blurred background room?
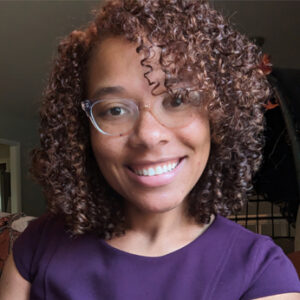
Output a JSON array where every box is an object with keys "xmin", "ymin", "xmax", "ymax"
[{"xmin": 0, "ymin": 0, "xmax": 299, "ymax": 272}]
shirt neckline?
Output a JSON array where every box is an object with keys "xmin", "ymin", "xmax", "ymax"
[{"xmin": 98, "ymin": 214, "xmax": 219, "ymax": 260}]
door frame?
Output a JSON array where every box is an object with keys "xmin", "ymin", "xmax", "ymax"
[{"xmin": 0, "ymin": 138, "xmax": 21, "ymax": 213}]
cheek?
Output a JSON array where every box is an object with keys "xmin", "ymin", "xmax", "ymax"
[
  {"xmin": 90, "ymin": 130, "xmax": 121, "ymax": 167},
  {"xmin": 182, "ymin": 117, "xmax": 211, "ymax": 149},
  {"xmin": 90, "ymin": 132, "xmax": 129, "ymax": 196},
  {"xmin": 180, "ymin": 117, "xmax": 211, "ymax": 167},
  {"xmin": 90, "ymin": 136, "xmax": 124, "ymax": 190},
  {"xmin": 197, "ymin": 130, "xmax": 211, "ymax": 165}
]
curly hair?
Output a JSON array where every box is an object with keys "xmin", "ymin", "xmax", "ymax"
[{"xmin": 31, "ymin": 0, "xmax": 271, "ymax": 239}]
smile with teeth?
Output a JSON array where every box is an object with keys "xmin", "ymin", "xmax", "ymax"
[{"xmin": 130, "ymin": 159, "xmax": 180, "ymax": 176}]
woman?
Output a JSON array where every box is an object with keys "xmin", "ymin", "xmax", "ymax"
[{"xmin": 0, "ymin": 0, "xmax": 299, "ymax": 299}]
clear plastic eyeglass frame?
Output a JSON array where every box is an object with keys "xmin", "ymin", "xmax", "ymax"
[
  {"xmin": 81, "ymin": 98, "xmax": 197, "ymax": 136},
  {"xmin": 81, "ymin": 99, "xmax": 141, "ymax": 136}
]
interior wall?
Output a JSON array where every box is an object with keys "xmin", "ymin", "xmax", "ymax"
[{"xmin": 213, "ymin": 1, "xmax": 300, "ymax": 70}]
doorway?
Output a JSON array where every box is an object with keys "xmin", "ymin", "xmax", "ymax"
[{"xmin": 0, "ymin": 139, "xmax": 21, "ymax": 213}]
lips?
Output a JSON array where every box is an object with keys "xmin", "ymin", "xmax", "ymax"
[
  {"xmin": 125, "ymin": 157, "xmax": 186, "ymax": 187},
  {"xmin": 127, "ymin": 157, "xmax": 183, "ymax": 177}
]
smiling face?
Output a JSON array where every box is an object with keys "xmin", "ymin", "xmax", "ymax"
[{"xmin": 86, "ymin": 36, "xmax": 211, "ymax": 217}]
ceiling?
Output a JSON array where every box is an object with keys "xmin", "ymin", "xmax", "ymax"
[{"xmin": 1, "ymin": 0, "xmax": 299, "ymax": 121}]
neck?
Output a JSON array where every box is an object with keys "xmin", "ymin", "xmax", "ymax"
[
  {"xmin": 123, "ymin": 200, "xmax": 197, "ymax": 244},
  {"xmin": 105, "ymin": 200, "xmax": 214, "ymax": 257}
]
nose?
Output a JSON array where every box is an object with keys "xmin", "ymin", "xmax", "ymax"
[{"xmin": 128, "ymin": 109, "xmax": 169, "ymax": 149}]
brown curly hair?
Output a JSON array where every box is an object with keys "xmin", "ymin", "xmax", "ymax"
[{"xmin": 31, "ymin": 0, "xmax": 271, "ymax": 239}]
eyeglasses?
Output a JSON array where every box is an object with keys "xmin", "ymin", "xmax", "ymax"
[{"xmin": 81, "ymin": 96, "xmax": 200, "ymax": 136}]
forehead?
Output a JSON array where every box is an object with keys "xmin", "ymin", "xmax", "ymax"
[
  {"xmin": 86, "ymin": 36, "xmax": 166, "ymax": 98},
  {"xmin": 88, "ymin": 37, "xmax": 141, "ymax": 76}
]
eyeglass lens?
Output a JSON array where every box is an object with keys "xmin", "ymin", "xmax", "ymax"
[{"xmin": 91, "ymin": 97, "xmax": 198, "ymax": 136}]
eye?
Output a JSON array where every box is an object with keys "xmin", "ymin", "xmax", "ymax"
[
  {"xmin": 163, "ymin": 95, "xmax": 188, "ymax": 110},
  {"xmin": 170, "ymin": 96, "xmax": 184, "ymax": 107},
  {"xmin": 101, "ymin": 104, "xmax": 131, "ymax": 119},
  {"xmin": 107, "ymin": 106, "xmax": 127, "ymax": 116},
  {"xmin": 92, "ymin": 100, "xmax": 134, "ymax": 121}
]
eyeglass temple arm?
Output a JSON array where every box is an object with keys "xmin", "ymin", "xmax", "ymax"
[{"xmin": 81, "ymin": 100, "xmax": 92, "ymax": 118}]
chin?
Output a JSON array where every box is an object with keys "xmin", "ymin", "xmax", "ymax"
[{"xmin": 125, "ymin": 194, "xmax": 186, "ymax": 214}]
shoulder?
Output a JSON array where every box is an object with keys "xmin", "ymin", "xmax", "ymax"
[
  {"xmin": 14, "ymin": 212, "xmax": 65, "ymax": 248},
  {"xmin": 213, "ymin": 214, "xmax": 274, "ymax": 248},
  {"xmin": 211, "ymin": 215, "xmax": 300, "ymax": 299},
  {"xmin": 12, "ymin": 212, "xmax": 66, "ymax": 282},
  {"xmin": 213, "ymin": 215, "xmax": 294, "ymax": 277}
]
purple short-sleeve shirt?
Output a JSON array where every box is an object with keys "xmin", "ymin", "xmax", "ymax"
[{"xmin": 13, "ymin": 213, "xmax": 300, "ymax": 299}]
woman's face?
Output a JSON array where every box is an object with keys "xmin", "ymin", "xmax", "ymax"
[{"xmin": 86, "ymin": 36, "xmax": 211, "ymax": 215}]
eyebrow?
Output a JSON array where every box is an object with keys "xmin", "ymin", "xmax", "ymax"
[{"xmin": 90, "ymin": 86, "xmax": 125, "ymax": 100}]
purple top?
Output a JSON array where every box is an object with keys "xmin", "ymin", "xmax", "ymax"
[{"xmin": 13, "ymin": 213, "xmax": 300, "ymax": 300}]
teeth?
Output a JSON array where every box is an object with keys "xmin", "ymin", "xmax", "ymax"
[
  {"xmin": 156, "ymin": 166, "xmax": 163, "ymax": 175},
  {"xmin": 132, "ymin": 161, "xmax": 180, "ymax": 177},
  {"xmin": 148, "ymin": 168, "xmax": 155, "ymax": 176}
]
